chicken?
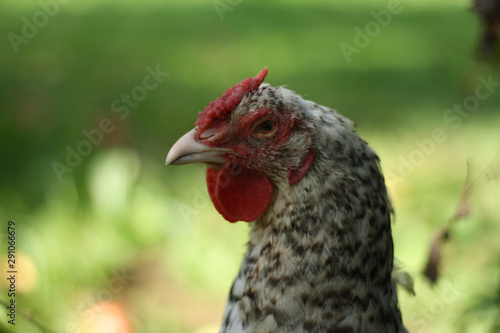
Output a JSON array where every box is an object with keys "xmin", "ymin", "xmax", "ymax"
[{"xmin": 165, "ymin": 68, "xmax": 407, "ymax": 333}]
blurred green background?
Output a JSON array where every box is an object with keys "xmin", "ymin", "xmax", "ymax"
[{"xmin": 0, "ymin": 0, "xmax": 499, "ymax": 332}]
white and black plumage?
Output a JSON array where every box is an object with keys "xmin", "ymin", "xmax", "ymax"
[{"xmin": 166, "ymin": 68, "xmax": 407, "ymax": 333}]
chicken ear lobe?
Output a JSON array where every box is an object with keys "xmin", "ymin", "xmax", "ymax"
[
  {"xmin": 287, "ymin": 148, "xmax": 316, "ymax": 185},
  {"xmin": 206, "ymin": 162, "xmax": 273, "ymax": 223}
]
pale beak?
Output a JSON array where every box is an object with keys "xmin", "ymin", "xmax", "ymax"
[{"xmin": 165, "ymin": 128, "xmax": 231, "ymax": 166}]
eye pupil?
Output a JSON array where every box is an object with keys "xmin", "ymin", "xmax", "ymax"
[{"xmin": 261, "ymin": 121, "xmax": 274, "ymax": 132}]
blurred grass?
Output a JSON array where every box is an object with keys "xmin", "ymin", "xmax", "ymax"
[{"xmin": 0, "ymin": 0, "xmax": 499, "ymax": 332}]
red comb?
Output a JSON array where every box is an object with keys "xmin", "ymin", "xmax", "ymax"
[{"xmin": 195, "ymin": 67, "xmax": 268, "ymax": 134}]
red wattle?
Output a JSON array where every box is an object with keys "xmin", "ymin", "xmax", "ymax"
[{"xmin": 206, "ymin": 163, "xmax": 273, "ymax": 223}]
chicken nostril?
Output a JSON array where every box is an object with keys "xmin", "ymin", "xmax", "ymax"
[{"xmin": 199, "ymin": 127, "xmax": 217, "ymax": 140}]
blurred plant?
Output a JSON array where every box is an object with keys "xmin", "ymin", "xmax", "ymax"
[
  {"xmin": 458, "ymin": 260, "xmax": 500, "ymax": 333},
  {"xmin": 0, "ymin": 297, "xmax": 54, "ymax": 333},
  {"xmin": 423, "ymin": 150, "xmax": 500, "ymax": 283}
]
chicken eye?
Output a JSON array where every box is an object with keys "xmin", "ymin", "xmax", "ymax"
[
  {"xmin": 261, "ymin": 121, "xmax": 275, "ymax": 132},
  {"xmin": 255, "ymin": 120, "xmax": 276, "ymax": 136}
]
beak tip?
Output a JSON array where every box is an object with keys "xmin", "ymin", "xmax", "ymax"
[
  {"xmin": 165, "ymin": 128, "xmax": 197, "ymax": 166},
  {"xmin": 165, "ymin": 128, "xmax": 199, "ymax": 167},
  {"xmin": 165, "ymin": 153, "xmax": 175, "ymax": 166}
]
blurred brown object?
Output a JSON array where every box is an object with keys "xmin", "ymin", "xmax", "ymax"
[
  {"xmin": 423, "ymin": 164, "xmax": 472, "ymax": 284},
  {"xmin": 423, "ymin": 151, "xmax": 499, "ymax": 284},
  {"xmin": 474, "ymin": 0, "xmax": 500, "ymax": 59}
]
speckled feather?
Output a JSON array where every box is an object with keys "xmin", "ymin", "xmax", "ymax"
[{"xmin": 218, "ymin": 83, "xmax": 407, "ymax": 333}]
